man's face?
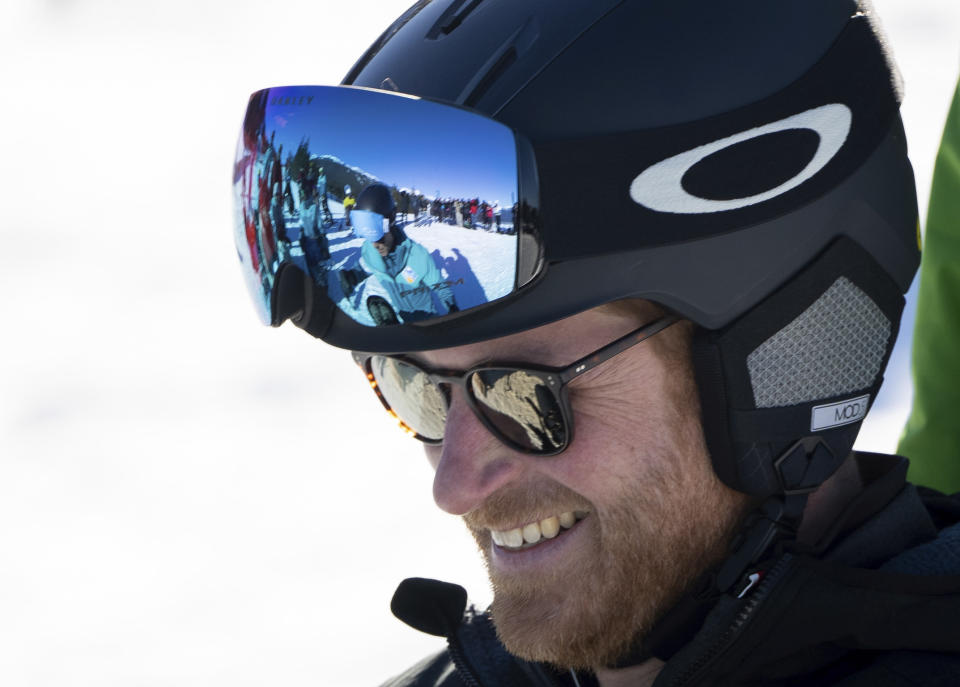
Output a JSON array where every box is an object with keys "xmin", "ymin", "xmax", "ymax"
[
  {"xmin": 373, "ymin": 231, "xmax": 393, "ymax": 257},
  {"xmin": 416, "ymin": 304, "xmax": 749, "ymax": 669}
]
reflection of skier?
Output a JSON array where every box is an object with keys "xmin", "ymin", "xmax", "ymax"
[
  {"xmin": 317, "ymin": 167, "xmax": 332, "ymax": 226},
  {"xmin": 283, "ymin": 175, "xmax": 295, "ymax": 216},
  {"xmin": 469, "ymin": 198, "xmax": 478, "ymax": 228},
  {"xmin": 299, "ymin": 178, "xmax": 330, "ymax": 288},
  {"xmin": 342, "ymin": 185, "xmax": 356, "ymax": 227},
  {"xmin": 352, "ymin": 183, "xmax": 458, "ymax": 325},
  {"xmin": 271, "ymin": 181, "xmax": 288, "ymax": 261}
]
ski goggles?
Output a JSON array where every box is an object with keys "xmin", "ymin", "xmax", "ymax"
[
  {"xmin": 351, "ymin": 209, "xmax": 390, "ymax": 243},
  {"xmin": 352, "ymin": 314, "xmax": 679, "ymax": 455},
  {"xmin": 232, "ymin": 85, "xmax": 541, "ymax": 334}
]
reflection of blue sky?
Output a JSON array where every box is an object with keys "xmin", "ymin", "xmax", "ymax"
[{"xmin": 265, "ymin": 86, "xmax": 518, "ymax": 204}]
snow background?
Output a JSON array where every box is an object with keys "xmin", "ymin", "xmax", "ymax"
[{"xmin": 0, "ymin": 1, "xmax": 957, "ymax": 685}]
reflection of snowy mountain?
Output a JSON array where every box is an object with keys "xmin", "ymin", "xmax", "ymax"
[
  {"xmin": 314, "ymin": 154, "xmax": 380, "ymax": 182},
  {"xmin": 314, "ymin": 155, "xmax": 379, "ymax": 200}
]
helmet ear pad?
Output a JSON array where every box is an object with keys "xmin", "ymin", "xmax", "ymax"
[{"xmin": 690, "ymin": 237, "xmax": 905, "ymax": 497}]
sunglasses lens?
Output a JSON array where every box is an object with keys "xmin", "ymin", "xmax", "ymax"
[
  {"xmin": 469, "ymin": 369, "xmax": 567, "ymax": 453},
  {"xmin": 370, "ymin": 356, "xmax": 447, "ymax": 440}
]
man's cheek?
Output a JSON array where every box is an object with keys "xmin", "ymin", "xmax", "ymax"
[{"xmin": 573, "ymin": 397, "xmax": 656, "ymax": 441}]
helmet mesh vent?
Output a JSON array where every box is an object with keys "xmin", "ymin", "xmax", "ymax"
[{"xmin": 747, "ymin": 277, "xmax": 891, "ymax": 408}]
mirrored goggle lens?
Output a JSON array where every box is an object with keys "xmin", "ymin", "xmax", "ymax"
[
  {"xmin": 370, "ymin": 356, "xmax": 447, "ymax": 441},
  {"xmin": 233, "ymin": 85, "xmax": 522, "ymax": 327},
  {"xmin": 469, "ymin": 369, "xmax": 567, "ymax": 453}
]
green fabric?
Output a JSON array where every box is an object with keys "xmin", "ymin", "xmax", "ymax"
[{"xmin": 899, "ymin": 78, "xmax": 960, "ymax": 493}]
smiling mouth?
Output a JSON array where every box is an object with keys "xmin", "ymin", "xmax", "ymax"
[{"xmin": 490, "ymin": 511, "xmax": 590, "ymax": 551}]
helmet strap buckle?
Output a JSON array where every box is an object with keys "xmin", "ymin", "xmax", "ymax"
[
  {"xmin": 716, "ymin": 438, "xmax": 834, "ymax": 593},
  {"xmin": 716, "ymin": 490, "xmax": 808, "ymax": 594},
  {"xmin": 773, "ymin": 437, "xmax": 837, "ymax": 496}
]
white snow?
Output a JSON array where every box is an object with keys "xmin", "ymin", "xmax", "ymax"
[
  {"xmin": 404, "ymin": 219, "xmax": 516, "ymax": 304},
  {"xmin": 337, "ymin": 217, "xmax": 517, "ymax": 325}
]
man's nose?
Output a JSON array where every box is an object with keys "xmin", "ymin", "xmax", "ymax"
[{"xmin": 430, "ymin": 387, "xmax": 524, "ymax": 516}]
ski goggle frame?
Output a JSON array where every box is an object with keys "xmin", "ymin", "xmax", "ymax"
[{"xmin": 352, "ymin": 314, "xmax": 679, "ymax": 455}]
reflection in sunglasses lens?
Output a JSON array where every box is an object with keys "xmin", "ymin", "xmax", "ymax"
[
  {"xmin": 371, "ymin": 357, "xmax": 447, "ymax": 440},
  {"xmin": 470, "ymin": 370, "xmax": 566, "ymax": 453}
]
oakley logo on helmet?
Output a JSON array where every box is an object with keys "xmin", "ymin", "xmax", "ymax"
[{"xmin": 629, "ymin": 103, "xmax": 852, "ymax": 214}]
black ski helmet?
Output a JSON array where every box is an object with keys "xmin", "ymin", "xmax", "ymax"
[
  {"xmin": 355, "ymin": 183, "xmax": 398, "ymax": 225},
  {"xmin": 289, "ymin": 0, "xmax": 919, "ymax": 498}
]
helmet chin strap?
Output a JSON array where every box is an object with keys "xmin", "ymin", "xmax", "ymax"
[{"xmin": 613, "ymin": 440, "xmax": 836, "ymax": 668}]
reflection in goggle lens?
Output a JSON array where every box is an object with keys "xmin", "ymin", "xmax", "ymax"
[{"xmin": 232, "ymin": 85, "xmax": 522, "ymax": 328}]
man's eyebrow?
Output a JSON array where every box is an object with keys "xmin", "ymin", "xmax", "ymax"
[
  {"xmin": 404, "ymin": 352, "xmax": 431, "ymax": 367},
  {"xmin": 476, "ymin": 345, "xmax": 562, "ymax": 368}
]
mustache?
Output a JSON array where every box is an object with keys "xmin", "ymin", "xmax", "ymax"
[{"xmin": 463, "ymin": 480, "xmax": 593, "ymax": 533}]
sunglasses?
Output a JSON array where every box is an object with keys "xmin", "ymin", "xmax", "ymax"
[{"xmin": 352, "ymin": 314, "xmax": 680, "ymax": 456}]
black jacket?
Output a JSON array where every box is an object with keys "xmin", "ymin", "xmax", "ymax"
[{"xmin": 380, "ymin": 454, "xmax": 960, "ymax": 687}]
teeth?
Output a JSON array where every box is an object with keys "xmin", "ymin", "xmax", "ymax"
[
  {"xmin": 491, "ymin": 510, "xmax": 586, "ymax": 550},
  {"xmin": 502, "ymin": 528, "xmax": 524, "ymax": 548},
  {"xmin": 540, "ymin": 516, "xmax": 560, "ymax": 539}
]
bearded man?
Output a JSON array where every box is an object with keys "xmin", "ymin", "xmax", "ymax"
[
  {"xmin": 232, "ymin": 1, "xmax": 960, "ymax": 685},
  {"xmin": 422, "ymin": 303, "xmax": 750, "ymax": 681}
]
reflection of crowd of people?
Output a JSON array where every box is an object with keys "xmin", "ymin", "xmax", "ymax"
[
  {"xmin": 425, "ymin": 197, "xmax": 509, "ymax": 233},
  {"xmin": 240, "ymin": 124, "xmax": 358, "ymax": 293},
  {"xmin": 388, "ymin": 189, "xmax": 515, "ymax": 234},
  {"xmin": 298, "ymin": 168, "xmax": 331, "ymax": 288},
  {"xmin": 237, "ymin": 93, "xmax": 283, "ymax": 296},
  {"xmin": 286, "ymin": 141, "xmax": 337, "ymax": 288}
]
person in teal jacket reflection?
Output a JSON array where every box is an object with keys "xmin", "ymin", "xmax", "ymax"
[{"xmin": 353, "ymin": 183, "xmax": 459, "ymax": 325}]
